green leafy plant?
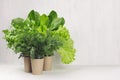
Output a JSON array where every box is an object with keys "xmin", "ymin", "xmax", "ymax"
[
  {"xmin": 3, "ymin": 10, "xmax": 76, "ymax": 63},
  {"xmin": 46, "ymin": 11, "xmax": 76, "ymax": 64},
  {"xmin": 55, "ymin": 27, "xmax": 76, "ymax": 64}
]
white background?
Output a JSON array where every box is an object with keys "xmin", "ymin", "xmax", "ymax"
[{"xmin": 0, "ymin": 0, "xmax": 120, "ymax": 65}]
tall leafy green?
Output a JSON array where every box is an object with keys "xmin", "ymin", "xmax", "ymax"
[
  {"xmin": 48, "ymin": 10, "xmax": 65, "ymax": 31},
  {"xmin": 48, "ymin": 10, "xmax": 57, "ymax": 27},
  {"xmin": 50, "ymin": 17, "xmax": 65, "ymax": 31},
  {"xmin": 27, "ymin": 10, "xmax": 40, "ymax": 27}
]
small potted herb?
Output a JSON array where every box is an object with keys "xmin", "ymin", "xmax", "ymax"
[
  {"xmin": 24, "ymin": 10, "xmax": 47, "ymax": 75},
  {"xmin": 42, "ymin": 11, "xmax": 65, "ymax": 70},
  {"xmin": 3, "ymin": 18, "xmax": 32, "ymax": 72}
]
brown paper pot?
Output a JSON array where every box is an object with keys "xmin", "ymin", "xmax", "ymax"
[
  {"xmin": 31, "ymin": 58, "xmax": 44, "ymax": 75},
  {"xmin": 43, "ymin": 56, "xmax": 53, "ymax": 71},
  {"xmin": 24, "ymin": 57, "xmax": 32, "ymax": 72}
]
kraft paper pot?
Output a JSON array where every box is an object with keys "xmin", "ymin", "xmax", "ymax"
[
  {"xmin": 43, "ymin": 56, "xmax": 53, "ymax": 71},
  {"xmin": 24, "ymin": 57, "xmax": 32, "ymax": 72},
  {"xmin": 31, "ymin": 58, "xmax": 44, "ymax": 75}
]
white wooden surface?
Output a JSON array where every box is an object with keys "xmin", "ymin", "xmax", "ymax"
[
  {"xmin": 0, "ymin": 64, "xmax": 119, "ymax": 80},
  {"xmin": 0, "ymin": 0, "xmax": 120, "ymax": 65}
]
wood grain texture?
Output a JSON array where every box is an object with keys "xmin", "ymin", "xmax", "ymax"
[{"xmin": 0, "ymin": 0, "xmax": 120, "ymax": 65}]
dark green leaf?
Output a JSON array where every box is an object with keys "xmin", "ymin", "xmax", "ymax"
[
  {"xmin": 11, "ymin": 18, "xmax": 24, "ymax": 29},
  {"xmin": 48, "ymin": 10, "xmax": 57, "ymax": 27},
  {"xmin": 50, "ymin": 17, "xmax": 65, "ymax": 30},
  {"xmin": 28, "ymin": 10, "xmax": 40, "ymax": 26}
]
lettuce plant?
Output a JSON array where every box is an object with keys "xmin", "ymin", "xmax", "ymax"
[
  {"xmin": 54, "ymin": 27, "xmax": 76, "ymax": 64},
  {"xmin": 3, "ymin": 18, "xmax": 31, "ymax": 56}
]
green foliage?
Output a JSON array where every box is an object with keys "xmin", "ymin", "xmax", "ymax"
[
  {"xmin": 3, "ymin": 21, "xmax": 30, "ymax": 56},
  {"xmin": 3, "ymin": 29, "xmax": 15, "ymax": 49},
  {"xmin": 48, "ymin": 10, "xmax": 57, "ymax": 27},
  {"xmin": 40, "ymin": 14, "xmax": 49, "ymax": 26},
  {"xmin": 52, "ymin": 26, "xmax": 76, "ymax": 64},
  {"xmin": 3, "ymin": 10, "xmax": 76, "ymax": 63},
  {"xmin": 11, "ymin": 18, "xmax": 24, "ymax": 29},
  {"xmin": 43, "ymin": 30, "xmax": 62, "ymax": 56},
  {"xmin": 50, "ymin": 17, "xmax": 65, "ymax": 31}
]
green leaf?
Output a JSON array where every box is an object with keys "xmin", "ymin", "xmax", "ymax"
[
  {"xmin": 11, "ymin": 18, "xmax": 24, "ymax": 29},
  {"xmin": 48, "ymin": 10, "xmax": 57, "ymax": 27},
  {"xmin": 28, "ymin": 10, "xmax": 40, "ymax": 26},
  {"xmin": 55, "ymin": 27, "xmax": 76, "ymax": 64},
  {"xmin": 57, "ymin": 39, "xmax": 76, "ymax": 64},
  {"xmin": 3, "ymin": 30, "xmax": 9, "ymax": 34},
  {"xmin": 40, "ymin": 14, "xmax": 49, "ymax": 26},
  {"xmin": 24, "ymin": 18, "xmax": 32, "ymax": 27},
  {"xmin": 50, "ymin": 17, "xmax": 65, "ymax": 30}
]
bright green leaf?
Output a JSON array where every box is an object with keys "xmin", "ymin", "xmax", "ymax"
[{"xmin": 40, "ymin": 14, "xmax": 49, "ymax": 26}]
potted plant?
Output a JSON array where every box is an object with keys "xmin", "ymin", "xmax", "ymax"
[
  {"xmin": 42, "ymin": 10, "xmax": 65, "ymax": 70},
  {"xmin": 43, "ymin": 33, "xmax": 61, "ymax": 71},
  {"xmin": 22, "ymin": 10, "xmax": 48, "ymax": 75},
  {"xmin": 42, "ymin": 10, "xmax": 76, "ymax": 69},
  {"xmin": 3, "ymin": 17, "xmax": 32, "ymax": 72},
  {"xmin": 3, "ymin": 10, "xmax": 76, "ymax": 75},
  {"xmin": 30, "ymin": 45, "xmax": 45, "ymax": 75},
  {"xmin": 30, "ymin": 37, "xmax": 45, "ymax": 75}
]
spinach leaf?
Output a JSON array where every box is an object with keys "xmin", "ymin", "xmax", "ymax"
[
  {"xmin": 27, "ymin": 10, "xmax": 40, "ymax": 27},
  {"xmin": 50, "ymin": 17, "xmax": 65, "ymax": 30}
]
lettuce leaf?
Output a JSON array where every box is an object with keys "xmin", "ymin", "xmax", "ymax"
[
  {"xmin": 57, "ymin": 39, "xmax": 76, "ymax": 64},
  {"xmin": 53, "ymin": 27, "xmax": 76, "ymax": 64}
]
